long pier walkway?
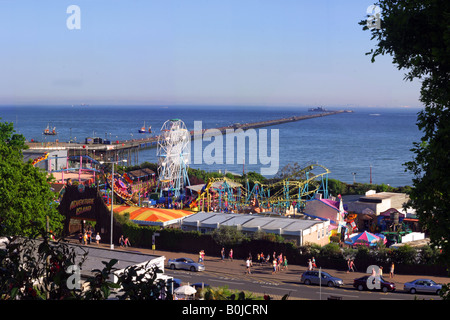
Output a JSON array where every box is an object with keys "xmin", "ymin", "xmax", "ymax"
[{"xmin": 26, "ymin": 110, "xmax": 351, "ymax": 165}]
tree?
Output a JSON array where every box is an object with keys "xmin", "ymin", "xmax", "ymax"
[
  {"xmin": 0, "ymin": 120, "xmax": 63, "ymax": 237},
  {"xmin": 211, "ymin": 225, "xmax": 247, "ymax": 248},
  {"xmin": 361, "ymin": 0, "xmax": 450, "ymax": 269}
]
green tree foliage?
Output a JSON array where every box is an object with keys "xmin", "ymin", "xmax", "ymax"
[
  {"xmin": 211, "ymin": 225, "xmax": 248, "ymax": 248},
  {"xmin": 361, "ymin": 0, "xmax": 450, "ymax": 268},
  {"xmin": 0, "ymin": 121, "xmax": 63, "ymax": 237},
  {"xmin": 0, "ymin": 234, "xmax": 170, "ymax": 300}
]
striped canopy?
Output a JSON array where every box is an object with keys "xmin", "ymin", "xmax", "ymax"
[{"xmin": 109, "ymin": 205, "xmax": 194, "ymax": 226}]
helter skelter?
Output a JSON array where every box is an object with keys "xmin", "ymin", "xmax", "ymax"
[{"xmin": 156, "ymin": 119, "xmax": 191, "ymax": 199}]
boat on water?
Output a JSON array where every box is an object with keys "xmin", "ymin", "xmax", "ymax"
[
  {"xmin": 138, "ymin": 122, "xmax": 152, "ymax": 133},
  {"xmin": 308, "ymin": 106, "xmax": 328, "ymax": 112},
  {"xmin": 43, "ymin": 124, "xmax": 57, "ymax": 135}
]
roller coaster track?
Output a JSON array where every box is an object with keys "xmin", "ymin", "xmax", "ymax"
[{"xmin": 195, "ymin": 164, "xmax": 330, "ymax": 213}]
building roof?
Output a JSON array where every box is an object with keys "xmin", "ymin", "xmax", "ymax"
[
  {"xmin": 110, "ymin": 205, "xmax": 194, "ymax": 226},
  {"xmin": 182, "ymin": 212, "xmax": 326, "ymax": 236},
  {"xmin": 127, "ymin": 168, "xmax": 155, "ymax": 179}
]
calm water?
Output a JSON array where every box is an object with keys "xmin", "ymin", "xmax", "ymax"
[{"xmin": 0, "ymin": 105, "xmax": 423, "ymax": 186}]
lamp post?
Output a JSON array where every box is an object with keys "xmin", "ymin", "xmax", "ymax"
[
  {"xmin": 352, "ymin": 172, "xmax": 357, "ymax": 184},
  {"xmin": 100, "ymin": 159, "xmax": 127, "ymax": 250}
]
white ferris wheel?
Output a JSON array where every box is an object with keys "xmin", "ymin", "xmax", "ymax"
[{"xmin": 156, "ymin": 119, "xmax": 191, "ymax": 198}]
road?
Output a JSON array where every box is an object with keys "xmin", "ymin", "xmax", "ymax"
[
  {"xmin": 160, "ymin": 255, "xmax": 446, "ymax": 300},
  {"xmin": 165, "ymin": 266, "xmax": 439, "ymax": 300},
  {"xmin": 68, "ymin": 240, "xmax": 448, "ymax": 300}
]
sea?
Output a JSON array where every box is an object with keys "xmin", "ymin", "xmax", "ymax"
[{"xmin": 0, "ymin": 105, "xmax": 423, "ymax": 187}]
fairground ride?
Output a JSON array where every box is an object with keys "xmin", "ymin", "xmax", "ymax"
[
  {"xmin": 189, "ymin": 163, "xmax": 330, "ymax": 215},
  {"xmin": 156, "ymin": 119, "xmax": 191, "ymax": 199}
]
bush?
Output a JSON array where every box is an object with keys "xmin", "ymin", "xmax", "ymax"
[
  {"xmin": 211, "ymin": 226, "xmax": 248, "ymax": 248},
  {"xmin": 320, "ymin": 243, "xmax": 342, "ymax": 259},
  {"xmin": 392, "ymin": 245, "xmax": 417, "ymax": 265}
]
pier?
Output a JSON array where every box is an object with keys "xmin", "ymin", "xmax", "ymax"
[{"xmin": 26, "ymin": 110, "xmax": 350, "ymax": 165}]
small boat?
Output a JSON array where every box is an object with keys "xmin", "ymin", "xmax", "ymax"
[
  {"xmin": 138, "ymin": 122, "xmax": 152, "ymax": 133},
  {"xmin": 43, "ymin": 124, "xmax": 57, "ymax": 135}
]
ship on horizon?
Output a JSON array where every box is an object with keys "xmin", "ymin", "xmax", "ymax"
[{"xmin": 308, "ymin": 106, "xmax": 328, "ymax": 112}]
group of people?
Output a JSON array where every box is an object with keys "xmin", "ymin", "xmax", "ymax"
[
  {"xmin": 307, "ymin": 257, "xmax": 318, "ymax": 271},
  {"xmin": 118, "ymin": 235, "xmax": 132, "ymax": 247},
  {"xmin": 78, "ymin": 227, "xmax": 101, "ymax": 245},
  {"xmin": 198, "ymin": 250, "xmax": 205, "ymax": 263},
  {"xmin": 271, "ymin": 252, "xmax": 288, "ymax": 274},
  {"xmin": 241, "ymin": 251, "xmax": 288, "ymax": 275},
  {"xmin": 220, "ymin": 247, "xmax": 234, "ymax": 262}
]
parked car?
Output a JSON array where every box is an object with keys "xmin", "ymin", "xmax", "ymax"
[
  {"xmin": 300, "ymin": 270, "xmax": 344, "ymax": 287},
  {"xmin": 353, "ymin": 275, "xmax": 395, "ymax": 292},
  {"xmin": 168, "ymin": 257, "xmax": 205, "ymax": 272},
  {"xmin": 404, "ymin": 279, "xmax": 442, "ymax": 295}
]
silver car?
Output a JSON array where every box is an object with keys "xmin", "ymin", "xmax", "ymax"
[
  {"xmin": 300, "ymin": 270, "xmax": 344, "ymax": 287},
  {"xmin": 168, "ymin": 257, "xmax": 205, "ymax": 272},
  {"xmin": 404, "ymin": 279, "xmax": 442, "ymax": 295}
]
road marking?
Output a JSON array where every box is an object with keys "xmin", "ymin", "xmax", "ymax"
[
  {"xmin": 262, "ymin": 286, "xmax": 297, "ymax": 292},
  {"xmin": 315, "ymin": 292, "xmax": 359, "ymax": 298},
  {"xmin": 210, "ymin": 279, "xmax": 245, "ymax": 285}
]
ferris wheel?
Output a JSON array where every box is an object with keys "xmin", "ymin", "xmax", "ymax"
[{"xmin": 156, "ymin": 119, "xmax": 191, "ymax": 198}]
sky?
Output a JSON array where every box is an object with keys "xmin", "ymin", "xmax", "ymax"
[{"xmin": 0, "ymin": 0, "xmax": 422, "ymax": 109}]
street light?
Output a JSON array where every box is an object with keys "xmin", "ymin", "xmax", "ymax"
[
  {"xmin": 100, "ymin": 159, "xmax": 127, "ymax": 249},
  {"xmin": 352, "ymin": 172, "xmax": 357, "ymax": 184}
]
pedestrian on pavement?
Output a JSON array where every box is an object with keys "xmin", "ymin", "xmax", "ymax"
[
  {"xmin": 272, "ymin": 259, "xmax": 277, "ymax": 274},
  {"xmin": 389, "ymin": 262, "xmax": 395, "ymax": 278},
  {"xmin": 282, "ymin": 256, "xmax": 288, "ymax": 270},
  {"xmin": 221, "ymin": 247, "xmax": 225, "ymax": 262},
  {"xmin": 228, "ymin": 249, "xmax": 233, "ymax": 261},
  {"xmin": 119, "ymin": 235, "xmax": 125, "ymax": 247},
  {"xmin": 312, "ymin": 257, "xmax": 317, "ymax": 269},
  {"xmin": 308, "ymin": 259, "xmax": 313, "ymax": 271},
  {"xmin": 347, "ymin": 259, "xmax": 356, "ymax": 273},
  {"xmin": 245, "ymin": 258, "xmax": 252, "ymax": 274},
  {"xmin": 124, "ymin": 237, "xmax": 131, "ymax": 247},
  {"xmin": 95, "ymin": 232, "xmax": 101, "ymax": 244}
]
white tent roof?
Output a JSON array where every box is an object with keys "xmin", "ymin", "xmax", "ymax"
[{"xmin": 182, "ymin": 212, "xmax": 326, "ymax": 236}]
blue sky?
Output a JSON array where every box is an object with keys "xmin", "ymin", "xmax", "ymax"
[{"xmin": 0, "ymin": 0, "xmax": 422, "ymax": 108}]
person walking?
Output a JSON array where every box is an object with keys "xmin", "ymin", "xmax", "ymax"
[
  {"xmin": 245, "ymin": 258, "xmax": 252, "ymax": 274},
  {"xmin": 221, "ymin": 247, "xmax": 225, "ymax": 262},
  {"xmin": 308, "ymin": 259, "xmax": 313, "ymax": 271},
  {"xmin": 347, "ymin": 259, "xmax": 356, "ymax": 273},
  {"xmin": 282, "ymin": 256, "xmax": 288, "ymax": 270},
  {"xmin": 389, "ymin": 262, "xmax": 395, "ymax": 278},
  {"xmin": 228, "ymin": 249, "xmax": 233, "ymax": 261},
  {"xmin": 124, "ymin": 237, "xmax": 131, "ymax": 247},
  {"xmin": 95, "ymin": 232, "xmax": 101, "ymax": 245},
  {"xmin": 272, "ymin": 258, "xmax": 277, "ymax": 274}
]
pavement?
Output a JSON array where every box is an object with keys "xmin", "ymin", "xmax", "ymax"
[{"xmin": 74, "ymin": 239, "xmax": 450, "ymax": 294}]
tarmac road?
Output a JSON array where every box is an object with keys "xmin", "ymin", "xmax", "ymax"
[{"xmin": 111, "ymin": 244, "xmax": 449, "ymax": 300}]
